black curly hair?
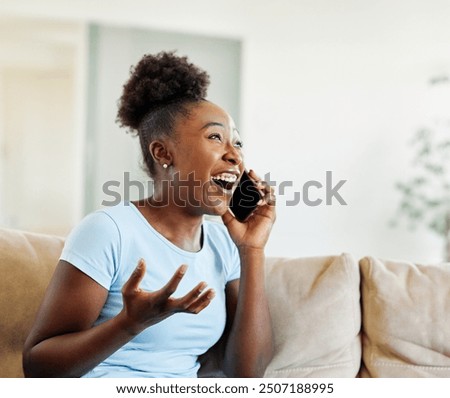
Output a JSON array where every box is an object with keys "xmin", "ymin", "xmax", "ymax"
[{"xmin": 116, "ymin": 51, "xmax": 210, "ymax": 177}]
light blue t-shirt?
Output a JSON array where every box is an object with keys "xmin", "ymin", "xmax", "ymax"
[{"xmin": 60, "ymin": 201, "xmax": 240, "ymax": 378}]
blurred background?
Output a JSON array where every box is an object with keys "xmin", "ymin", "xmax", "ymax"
[{"xmin": 0, "ymin": 0, "xmax": 449, "ymax": 263}]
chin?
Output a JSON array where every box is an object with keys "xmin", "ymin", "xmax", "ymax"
[
  {"xmin": 199, "ymin": 185, "xmax": 233, "ymax": 216},
  {"xmin": 202, "ymin": 198, "xmax": 230, "ymax": 217}
]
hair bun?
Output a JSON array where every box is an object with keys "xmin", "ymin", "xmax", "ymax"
[{"xmin": 117, "ymin": 51, "xmax": 210, "ymax": 130}]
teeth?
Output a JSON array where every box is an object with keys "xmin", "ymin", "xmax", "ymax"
[{"xmin": 211, "ymin": 173, "xmax": 237, "ymax": 183}]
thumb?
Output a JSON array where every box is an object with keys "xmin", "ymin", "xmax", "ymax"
[
  {"xmin": 123, "ymin": 258, "xmax": 146, "ymax": 294},
  {"xmin": 221, "ymin": 208, "xmax": 236, "ymax": 227}
]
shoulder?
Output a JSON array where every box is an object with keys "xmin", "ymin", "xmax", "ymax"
[
  {"xmin": 60, "ymin": 203, "xmax": 139, "ymax": 288},
  {"xmin": 96, "ymin": 201, "xmax": 134, "ymax": 223},
  {"xmin": 64, "ymin": 202, "xmax": 137, "ymax": 246},
  {"xmin": 83, "ymin": 201, "xmax": 138, "ymax": 233}
]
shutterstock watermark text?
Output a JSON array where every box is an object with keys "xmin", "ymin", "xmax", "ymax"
[{"xmin": 101, "ymin": 170, "xmax": 348, "ymax": 207}]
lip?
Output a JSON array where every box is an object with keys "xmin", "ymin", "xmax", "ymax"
[
  {"xmin": 211, "ymin": 182, "xmax": 234, "ymax": 195},
  {"xmin": 210, "ymin": 169, "xmax": 241, "ymax": 193},
  {"xmin": 210, "ymin": 168, "xmax": 241, "ymax": 179}
]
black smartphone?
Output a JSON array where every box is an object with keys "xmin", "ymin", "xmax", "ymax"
[{"xmin": 229, "ymin": 170, "xmax": 262, "ymax": 222}]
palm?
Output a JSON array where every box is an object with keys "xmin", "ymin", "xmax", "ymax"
[
  {"xmin": 120, "ymin": 260, "xmax": 215, "ymax": 335},
  {"xmin": 222, "ymin": 204, "xmax": 275, "ymax": 250}
]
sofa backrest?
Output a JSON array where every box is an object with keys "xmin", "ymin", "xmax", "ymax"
[
  {"xmin": 359, "ymin": 256, "xmax": 450, "ymax": 377},
  {"xmin": 199, "ymin": 253, "xmax": 362, "ymax": 378}
]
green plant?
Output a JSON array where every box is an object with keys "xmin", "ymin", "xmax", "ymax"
[{"xmin": 391, "ymin": 123, "xmax": 450, "ymax": 261}]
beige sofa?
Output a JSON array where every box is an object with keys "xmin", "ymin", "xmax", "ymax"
[{"xmin": 1, "ymin": 227, "xmax": 450, "ymax": 378}]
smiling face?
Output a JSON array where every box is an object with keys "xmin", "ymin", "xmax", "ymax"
[{"xmin": 157, "ymin": 100, "xmax": 244, "ymax": 216}]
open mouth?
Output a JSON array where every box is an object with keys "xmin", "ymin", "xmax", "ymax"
[{"xmin": 211, "ymin": 173, "xmax": 238, "ymax": 192}]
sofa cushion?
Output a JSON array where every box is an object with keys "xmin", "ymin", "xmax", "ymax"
[
  {"xmin": 360, "ymin": 256, "xmax": 450, "ymax": 377},
  {"xmin": 0, "ymin": 228, "xmax": 64, "ymax": 377},
  {"xmin": 263, "ymin": 253, "xmax": 361, "ymax": 377}
]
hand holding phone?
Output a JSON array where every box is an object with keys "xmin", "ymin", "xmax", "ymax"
[{"xmin": 223, "ymin": 169, "xmax": 276, "ymax": 250}]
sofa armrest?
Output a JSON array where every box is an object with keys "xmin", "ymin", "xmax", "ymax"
[{"xmin": 0, "ymin": 228, "xmax": 64, "ymax": 377}]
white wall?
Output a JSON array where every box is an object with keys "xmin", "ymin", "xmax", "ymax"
[
  {"xmin": 1, "ymin": 0, "xmax": 449, "ymax": 261},
  {"xmin": 2, "ymin": 69, "xmax": 75, "ymax": 234},
  {"xmin": 0, "ymin": 16, "xmax": 85, "ymax": 235}
]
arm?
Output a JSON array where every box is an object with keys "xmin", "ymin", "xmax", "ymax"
[
  {"xmin": 221, "ymin": 170, "xmax": 276, "ymax": 377},
  {"xmin": 223, "ymin": 249, "xmax": 273, "ymax": 377},
  {"xmin": 23, "ymin": 260, "xmax": 131, "ymax": 378},
  {"xmin": 23, "ymin": 259, "xmax": 214, "ymax": 377}
]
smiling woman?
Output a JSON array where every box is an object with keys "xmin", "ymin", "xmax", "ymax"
[{"xmin": 22, "ymin": 51, "xmax": 276, "ymax": 378}]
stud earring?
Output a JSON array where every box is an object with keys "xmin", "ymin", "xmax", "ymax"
[{"xmin": 162, "ymin": 164, "xmax": 168, "ymax": 169}]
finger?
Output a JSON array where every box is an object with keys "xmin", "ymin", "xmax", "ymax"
[
  {"xmin": 122, "ymin": 258, "xmax": 146, "ymax": 295},
  {"xmin": 221, "ymin": 208, "xmax": 236, "ymax": 225},
  {"xmin": 180, "ymin": 281, "xmax": 208, "ymax": 304},
  {"xmin": 170, "ymin": 281, "xmax": 208, "ymax": 309},
  {"xmin": 247, "ymin": 169, "xmax": 262, "ymax": 182},
  {"xmin": 256, "ymin": 181, "xmax": 276, "ymax": 206},
  {"xmin": 262, "ymin": 188, "xmax": 276, "ymax": 206},
  {"xmin": 247, "ymin": 169, "xmax": 270, "ymax": 200},
  {"xmin": 185, "ymin": 289, "xmax": 216, "ymax": 314},
  {"xmin": 260, "ymin": 198, "xmax": 276, "ymax": 208},
  {"xmin": 159, "ymin": 264, "xmax": 188, "ymax": 299},
  {"xmin": 255, "ymin": 181, "xmax": 268, "ymax": 202}
]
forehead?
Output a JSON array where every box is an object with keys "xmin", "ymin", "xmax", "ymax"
[{"xmin": 178, "ymin": 101, "xmax": 238, "ymax": 134}]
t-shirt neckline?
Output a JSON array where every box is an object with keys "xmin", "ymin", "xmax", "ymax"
[{"xmin": 127, "ymin": 201, "xmax": 205, "ymax": 257}]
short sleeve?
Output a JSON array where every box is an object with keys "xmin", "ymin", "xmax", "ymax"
[
  {"xmin": 60, "ymin": 211, "xmax": 121, "ymax": 290},
  {"xmin": 227, "ymin": 244, "xmax": 241, "ymax": 282}
]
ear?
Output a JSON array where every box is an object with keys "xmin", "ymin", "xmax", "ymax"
[{"xmin": 149, "ymin": 140, "xmax": 173, "ymax": 167}]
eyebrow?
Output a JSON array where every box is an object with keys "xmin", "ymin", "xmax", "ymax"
[
  {"xmin": 201, "ymin": 122, "xmax": 225, "ymax": 129},
  {"xmin": 201, "ymin": 122, "xmax": 241, "ymax": 135}
]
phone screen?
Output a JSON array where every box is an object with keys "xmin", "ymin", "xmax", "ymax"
[{"xmin": 229, "ymin": 171, "xmax": 261, "ymax": 222}]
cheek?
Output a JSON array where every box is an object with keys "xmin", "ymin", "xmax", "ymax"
[{"xmin": 174, "ymin": 142, "xmax": 221, "ymax": 180}]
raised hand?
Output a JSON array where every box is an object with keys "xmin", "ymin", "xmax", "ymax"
[
  {"xmin": 119, "ymin": 259, "xmax": 215, "ymax": 336},
  {"xmin": 222, "ymin": 169, "xmax": 276, "ymax": 251}
]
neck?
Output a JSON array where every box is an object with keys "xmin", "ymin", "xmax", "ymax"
[{"xmin": 133, "ymin": 196, "xmax": 204, "ymax": 252}]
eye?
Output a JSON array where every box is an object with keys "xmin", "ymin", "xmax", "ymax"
[
  {"xmin": 208, "ymin": 133, "xmax": 222, "ymax": 141},
  {"xmin": 234, "ymin": 140, "xmax": 244, "ymax": 149}
]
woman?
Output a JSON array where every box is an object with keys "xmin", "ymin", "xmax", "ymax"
[{"xmin": 23, "ymin": 52, "xmax": 276, "ymax": 378}]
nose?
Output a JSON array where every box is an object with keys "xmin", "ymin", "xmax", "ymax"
[{"xmin": 223, "ymin": 143, "xmax": 243, "ymax": 166}]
